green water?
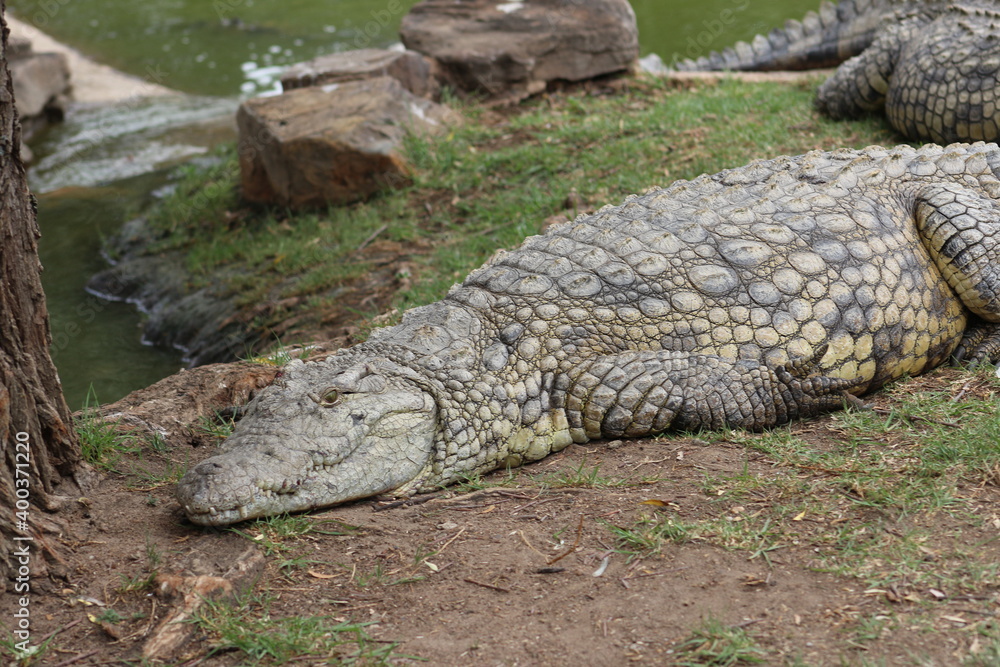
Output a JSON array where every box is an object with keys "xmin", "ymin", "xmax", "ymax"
[
  {"xmin": 9, "ymin": 0, "xmax": 425, "ymax": 96},
  {"xmin": 10, "ymin": 0, "xmax": 819, "ymax": 407},
  {"xmin": 36, "ymin": 176, "xmax": 186, "ymax": 410},
  {"xmin": 9, "ymin": 0, "xmax": 818, "ymax": 96}
]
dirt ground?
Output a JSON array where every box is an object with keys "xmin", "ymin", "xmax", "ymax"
[{"xmin": 3, "ymin": 363, "xmax": 999, "ymax": 666}]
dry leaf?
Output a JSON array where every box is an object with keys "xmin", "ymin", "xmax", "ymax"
[{"xmin": 307, "ymin": 570, "xmax": 338, "ymax": 580}]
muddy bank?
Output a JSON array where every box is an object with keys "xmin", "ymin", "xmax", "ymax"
[{"xmin": 86, "ymin": 215, "xmax": 264, "ymax": 366}]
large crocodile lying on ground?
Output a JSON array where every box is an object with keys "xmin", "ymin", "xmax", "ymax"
[
  {"xmin": 177, "ymin": 142, "xmax": 1000, "ymax": 526},
  {"xmin": 675, "ymin": 1, "xmax": 1000, "ymax": 144}
]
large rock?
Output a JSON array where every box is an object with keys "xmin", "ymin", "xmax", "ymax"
[
  {"xmin": 237, "ymin": 76, "xmax": 453, "ymax": 209},
  {"xmin": 8, "ymin": 38, "xmax": 71, "ymax": 155},
  {"xmin": 400, "ymin": 0, "xmax": 638, "ymax": 102},
  {"xmin": 281, "ymin": 48, "xmax": 439, "ymax": 100}
]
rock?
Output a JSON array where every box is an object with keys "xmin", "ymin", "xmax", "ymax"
[
  {"xmin": 8, "ymin": 41, "xmax": 71, "ymax": 145},
  {"xmin": 81, "ymin": 361, "xmax": 280, "ymax": 447},
  {"xmin": 400, "ymin": 0, "xmax": 638, "ymax": 102},
  {"xmin": 8, "ymin": 36, "xmax": 33, "ymax": 59},
  {"xmin": 281, "ymin": 48, "xmax": 439, "ymax": 100},
  {"xmin": 237, "ymin": 76, "xmax": 453, "ymax": 208}
]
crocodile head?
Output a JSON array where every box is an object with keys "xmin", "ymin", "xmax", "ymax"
[{"xmin": 175, "ymin": 357, "xmax": 438, "ymax": 526}]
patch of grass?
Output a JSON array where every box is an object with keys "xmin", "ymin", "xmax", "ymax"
[
  {"xmin": 670, "ymin": 616, "xmax": 767, "ymax": 666},
  {"xmin": 94, "ymin": 609, "xmax": 126, "ymax": 625},
  {"xmin": 119, "ymin": 569, "xmax": 157, "ymax": 593},
  {"xmin": 143, "ymin": 430, "xmax": 170, "ymax": 454},
  {"xmin": 231, "ymin": 515, "xmax": 360, "ymax": 575},
  {"xmin": 192, "ymin": 591, "xmax": 403, "ymax": 665},
  {"xmin": 74, "ymin": 388, "xmax": 140, "ymax": 471},
  {"xmin": 604, "ymin": 513, "xmax": 696, "ymax": 558},
  {"xmin": 125, "ymin": 455, "xmax": 188, "ymax": 490},
  {"xmin": 195, "ymin": 410, "xmax": 237, "ymax": 442},
  {"xmin": 353, "ymin": 561, "xmax": 426, "ymax": 588},
  {"xmin": 245, "ymin": 335, "xmax": 313, "ymax": 366},
  {"xmin": 835, "ymin": 369, "xmax": 1000, "ymax": 489},
  {"xmin": 0, "ymin": 627, "xmax": 59, "ymax": 667},
  {"xmin": 119, "ymin": 537, "xmax": 161, "ymax": 593},
  {"xmin": 966, "ymin": 620, "xmax": 1000, "ymax": 666},
  {"xmin": 543, "ymin": 459, "xmax": 645, "ymax": 488},
  {"xmin": 447, "ymin": 466, "xmax": 521, "ymax": 493}
]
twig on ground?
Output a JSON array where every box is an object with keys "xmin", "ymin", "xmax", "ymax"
[
  {"xmin": 464, "ymin": 577, "xmax": 510, "ymax": 593},
  {"xmin": 518, "ymin": 530, "xmax": 548, "ymax": 558},
  {"xmin": 871, "ymin": 407, "xmax": 960, "ymax": 428},
  {"xmin": 437, "ymin": 526, "xmax": 466, "ymax": 555},
  {"xmin": 372, "ymin": 493, "xmax": 443, "ymax": 512},
  {"xmin": 355, "ymin": 224, "xmax": 388, "ymax": 253},
  {"xmin": 547, "ymin": 514, "xmax": 585, "ymax": 565},
  {"xmin": 50, "ymin": 650, "xmax": 100, "ymax": 667}
]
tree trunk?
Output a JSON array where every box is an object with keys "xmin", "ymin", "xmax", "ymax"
[{"xmin": 0, "ymin": 1, "xmax": 79, "ymax": 590}]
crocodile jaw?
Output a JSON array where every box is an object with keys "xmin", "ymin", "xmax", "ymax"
[
  {"xmin": 175, "ymin": 365, "xmax": 439, "ymax": 526},
  {"xmin": 177, "ymin": 411, "xmax": 436, "ymax": 526}
]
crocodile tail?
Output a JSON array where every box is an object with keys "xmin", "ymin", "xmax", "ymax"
[{"xmin": 671, "ymin": 0, "xmax": 925, "ymax": 72}]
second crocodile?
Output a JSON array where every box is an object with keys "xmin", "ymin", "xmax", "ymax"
[
  {"xmin": 676, "ymin": 1, "xmax": 1000, "ymax": 144},
  {"xmin": 176, "ymin": 142, "xmax": 1000, "ymax": 525}
]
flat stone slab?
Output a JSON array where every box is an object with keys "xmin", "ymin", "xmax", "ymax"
[
  {"xmin": 281, "ymin": 48, "xmax": 439, "ymax": 99},
  {"xmin": 237, "ymin": 76, "xmax": 454, "ymax": 209},
  {"xmin": 401, "ymin": 0, "xmax": 638, "ymax": 101}
]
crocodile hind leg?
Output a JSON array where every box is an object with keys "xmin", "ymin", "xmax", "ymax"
[
  {"xmin": 555, "ymin": 347, "xmax": 855, "ymax": 440},
  {"xmin": 815, "ymin": 21, "xmax": 916, "ymax": 120},
  {"xmin": 915, "ymin": 183, "xmax": 1000, "ymax": 367}
]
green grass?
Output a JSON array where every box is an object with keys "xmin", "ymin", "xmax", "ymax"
[
  {"xmin": 542, "ymin": 459, "xmax": 661, "ymax": 489},
  {"xmin": 195, "ymin": 410, "xmax": 237, "ymax": 442},
  {"xmin": 670, "ymin": 616, "xmax": 767, "ymax": 666},
  {"xmin": 192, "ymin": 592, "xmax": 403, "ymax": 665},
  {"xmin": 125, "ymin": 454, "xmax": 188, "ymax": 490},
  {"xmin": 74, "ymin": 388, "xmax": 140, "ymax": 471},
  {"xmin": 118, "ymin": 538, "xmax": 161, "ymax": 594},
  {"xmin": 0, "ymin": 628, "xmax": 58, "ymax": 667},
  {"xmin": 230, "ymin": 514, "xmax": 360, "ymax": 576}
]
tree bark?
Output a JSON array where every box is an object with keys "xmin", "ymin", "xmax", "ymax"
[{"xmin": 0, "ymin": 0, "xmax": 79, "ymax": 590}]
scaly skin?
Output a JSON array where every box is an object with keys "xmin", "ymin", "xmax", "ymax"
[
  {"xmin": 816, "ymin": 4, "xmax": 1000, "ymax": 144},
  {"xmin": 177, "ymin": 142, "xmax": 1000, "ymax": 525},
  {"xmin": 674, "ymin": 0, "xmax": 945, "ymax": 72},
  {"xmin": 676, "ymin": 1, "xmax": 1000, "ymax": 144}
]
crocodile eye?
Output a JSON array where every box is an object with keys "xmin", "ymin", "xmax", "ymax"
[{"xmin": 317, "ymin": 388, "xmax": 340, "ymax": 407}]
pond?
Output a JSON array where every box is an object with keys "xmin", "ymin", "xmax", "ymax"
[{"xmin": 8, "ymin": 0, "xmax": 818, "ymax": 408}]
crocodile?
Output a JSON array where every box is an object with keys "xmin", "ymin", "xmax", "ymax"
[
  {"xmin": 674, "ymin": 1, "xmax": 1000, "ymax": 144},
  {"xmin": 176, "ymin": 142, "xmax": 1000, "ymax": 526}
]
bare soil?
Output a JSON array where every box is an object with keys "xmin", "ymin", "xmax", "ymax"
[{"xmin": 3, "ymin": 364, "xmax": 999, "ymax": 666}]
